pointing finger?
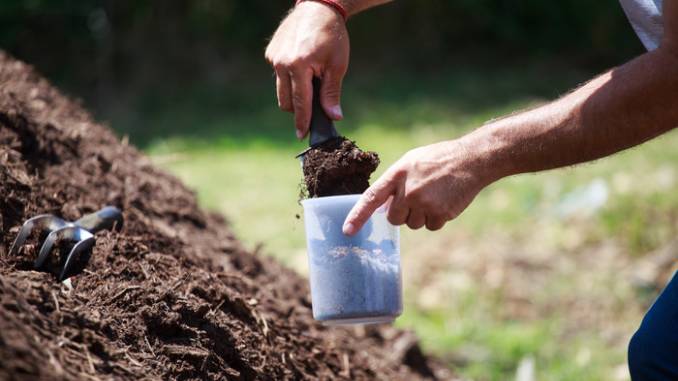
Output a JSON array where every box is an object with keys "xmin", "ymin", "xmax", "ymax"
[{"xmin": 343, "ymin": 173, "xmax": 398, "ymax": 236}]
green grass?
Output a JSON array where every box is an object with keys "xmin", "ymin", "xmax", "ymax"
[{"xmin": 130, "ymin": 64, "xmax": 678, "ymax": 381}]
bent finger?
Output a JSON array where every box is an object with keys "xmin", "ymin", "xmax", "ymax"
[
  {"xmin": 406, "ymin": 209, "xmax": 426, "ymax": 230},
  {"xmin": 425, "ymin": 216, "xmax": 446, "ymax": 231},
  {"xmin": 387, "ymin": 188, "xmax": 409, "ymax": 226}
]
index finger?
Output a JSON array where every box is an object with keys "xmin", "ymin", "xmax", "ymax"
[
  {"xmin": 343, "ymin": 174, "xmax": 397, "ymax": 236},
  {"xmin": 291, "ymin": 69, "xmax": 313, "ymax": 139}
]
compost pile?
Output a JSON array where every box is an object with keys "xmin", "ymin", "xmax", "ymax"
[
  {"xmin": 0, "ymin": 52, "xmax": 454, "ymax": 380},
  {"xmin": 302, "ymin": 137, "xmax": 380, "ymax": 197}
]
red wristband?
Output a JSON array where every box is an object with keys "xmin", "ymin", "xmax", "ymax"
[{"xmin": 296, "ymin": 0, "xmax": 348, "ymax": 21}]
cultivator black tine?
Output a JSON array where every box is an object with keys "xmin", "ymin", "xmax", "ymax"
[
  {"xmin": 34, "ymin": 226, "xmax": 92, "ymax": 270},
  {"xmin": 8, "ymin": 215, "xmax": 66, "ymax": 256},
  {"xmin": 59, "ymin": 236, "xmax": 96, "ymax": 281}
]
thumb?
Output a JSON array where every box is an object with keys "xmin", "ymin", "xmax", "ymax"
[{"xmin": 320, "ymin": 70, "xmax": 344, "ymax": 120}]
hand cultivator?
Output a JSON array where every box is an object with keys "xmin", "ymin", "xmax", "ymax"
[{"xmin": 9, "ymin": 206, "xmax": 123, "ymax": 281}]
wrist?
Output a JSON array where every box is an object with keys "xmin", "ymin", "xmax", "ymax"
[
  {"xmin": 456, "ymin": 126, "xmax": 515, "ymax": 185},
  {"xmin": 296, "ymin": 0, "xmax": 348, "ymax": 21}
]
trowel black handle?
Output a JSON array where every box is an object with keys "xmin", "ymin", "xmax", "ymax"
[
  {"xmin": 75, "ymin": 206, "xmax": 124, "ymax": 234},
  {"xmin": 309, "ymin": 77, "xmax": 339, "ymax": 147}
]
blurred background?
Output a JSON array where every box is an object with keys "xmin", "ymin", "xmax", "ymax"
[{"xmin": 3, "ymin": 1, "xmax": 678, "ymax": 380}]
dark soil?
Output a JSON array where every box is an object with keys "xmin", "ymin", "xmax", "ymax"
[
  {"xmin": 302, "ymin": 137, "xmax": 380, "ymax": 197},
  {"xmin": 0, "ymin": 52, "xmax": 456, "ymax": 380}
]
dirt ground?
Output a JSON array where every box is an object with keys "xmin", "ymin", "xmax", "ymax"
[{"xmin": 0, "ymin": 52, "xmax": 456, "ymax": 381}]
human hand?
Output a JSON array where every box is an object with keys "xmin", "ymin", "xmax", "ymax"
[
  {"xmin": 265, "ymin": 1, "xmax": 349, "ymax": 139},
  {"xmin": 343, "ymin": 140, "xmax": 499, "ymax": 235}
]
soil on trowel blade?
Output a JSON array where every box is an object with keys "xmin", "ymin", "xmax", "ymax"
[
  {"xmin": 302, "ymin": 137, "xmax": 380, "ymax": 197},
  {"xmin": 0, "ymin": 51, "xmax": 457, "ymax": 380}
]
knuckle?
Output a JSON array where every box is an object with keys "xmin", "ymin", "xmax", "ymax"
[
  {"xmin": 322, "ymin": 86, "xmax": 341, "ymax": 99},
  {"xmin": 287, "ymin": 57, "xmax": 308, "ymax": 72},
  {"xmin": 292, "ymin": 93, "xmax": 306, "ymax": 108},
  {"xmin": 280, "ymin": 57, "xmax": 300, "ymax": 70},
  {"xmin": 390, "ymin": 167, "xmax": 407, "ymax": 181},
  {"xmin": 293, "ymin": 54, "xmax": 308, "ymax": 66},
  {"xmin": 295, "ymin": 51, "xmax": 314, "ymax": 65},
  {"xmin": 363, "ymin": 188, "xmax": 378, "ymax": 205}
]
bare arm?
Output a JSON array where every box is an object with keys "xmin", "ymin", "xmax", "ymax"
[
  {"xmin": 265, "ymin": 0, "xmax": 392, "ymax": 138},
  {"xmin": 343, "ymin": 2, "xmax": 678, "ymax": 234},
  {"xmin": 474, "ymin": 46, "xmax": 678, "ymax": 178}
]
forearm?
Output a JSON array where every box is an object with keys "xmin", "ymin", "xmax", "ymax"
[{"xmin": 465, "ymin": 47, "xmax": 678, "ymax": 182}]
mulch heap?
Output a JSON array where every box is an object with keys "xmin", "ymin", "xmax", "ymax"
[{"xmin": 0, "ymin": 52, "xmax": 455, "ymax": 381}]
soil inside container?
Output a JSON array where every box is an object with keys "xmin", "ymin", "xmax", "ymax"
[{"xmin": 302, "ymin": 137, "xmax": 380, "ymax": 197}]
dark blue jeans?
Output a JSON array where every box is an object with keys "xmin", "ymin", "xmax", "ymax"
[{"xmin": 628, "ymin": 271, "xmax": 678, "ymax": 380}]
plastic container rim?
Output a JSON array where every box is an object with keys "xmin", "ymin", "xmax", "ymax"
[{"xmin": 301, "ymin": 194, "xmax": 361, "ymax": 207}]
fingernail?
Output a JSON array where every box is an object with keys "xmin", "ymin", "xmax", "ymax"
[
  {"xmin": 296, "ymin": 129, "xmax": 304, "ymax": 139},
  {"xmin": 343, "ymin": 222, "xmax": 355, "ymax": 236},
  {"xmin": 330, "ymin": 105, "xmax": 343, "ymax": 120}
]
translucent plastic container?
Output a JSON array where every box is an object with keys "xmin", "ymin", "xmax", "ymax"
[{"xmin": 301, "ymin": 194, "xmax": 403, "ymax": 325}]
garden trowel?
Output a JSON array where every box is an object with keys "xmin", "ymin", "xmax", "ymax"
[{"xmin": 295, "ymin": 77, "xmax": 339, "ymax": 162}]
